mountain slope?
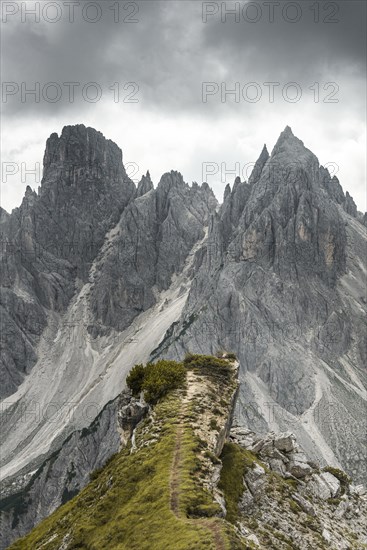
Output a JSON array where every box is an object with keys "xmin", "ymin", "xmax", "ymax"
[
  {"xmin": 0, "ymin": 125, "xmax": 135, "ymax": 399},
  {"xmin": 8, "ymin": 356, "xmax": 243, "ymax": 550},
  {"xmin": 0, "ymin": 126, "xmax": 217, "ymax": 492},
  {"xmin": 154, "ymin": 127, "xmax": 367, "ymax": 483},
  {"xmin": 8, "ymin": 356, "xmax": 367, "ymax": 550},
  {"xmin": 1, "ymin": 124, "xmax": 366, "ymax": 548}
]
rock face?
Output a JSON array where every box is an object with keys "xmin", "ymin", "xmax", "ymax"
[
  {"xmin": 89, "ymin": 171, "xmax": 217, "ymax": 332},
  {"xmin": 0, "ymin": 126, "xmax": 217, "ymax": 400},
  {"xmin": 0, "ymin": 125, "xmax": 135, "ymax": 399},
  {"xmin": 157, "ymin": 126, "xmax": 367, "ymax": 484},
  {"xmin": 0, "ymin": 124, "xmax": 366, "ymax": 548}
]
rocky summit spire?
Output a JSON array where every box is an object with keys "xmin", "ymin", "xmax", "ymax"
[
  {"xmin": 137, "ymin": 171, "xmax": 154, "ymax": 197},
  {"xmin": 249, "ymin": 144, "xmax": 269, "ymax": 185},
  {"xmin": 29, "ymin": 125, "xmax": 136, "ymax": 275},
  {"xmin": 223, "ymin": 183, "xmax": 231, "ymax": 201},
  {"xmin": 42, "ymin": 124, "xmax": 131, "ymax": 190},
  {"xmin": 271, "ymin": 125, "xmax": 310, "ymax": 157}
]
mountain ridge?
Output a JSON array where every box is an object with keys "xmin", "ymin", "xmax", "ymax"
[
  {"xmin": 5, "ymin": 355, "xmax": 367, "ymax": 550},
  {"xmin": 0, "ymin": 124, "xmax": 366, "ymax": 548}
]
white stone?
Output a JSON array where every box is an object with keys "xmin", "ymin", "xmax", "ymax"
[
  {"xmin": 320, "ymin": 472, "xmax": 341, "ymax": 497},
  {"xmin": 334, "ymin": 500, "xmax": 349, "ymax": 519},
  {"xmin": 322, "ymin": 528, "xmax": 332, "ymax": 543},
  {"xmin": 308, "ymin": 474, "xmax": 333, "ymax": 500},
  {"xmin": 247, "ymin": 534, "xmax": 260, "ymax": 547}
]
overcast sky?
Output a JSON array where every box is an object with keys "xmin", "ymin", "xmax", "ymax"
[{"xmin": 1, "ymin": 0, "xmax": 366, "ymax": 212}]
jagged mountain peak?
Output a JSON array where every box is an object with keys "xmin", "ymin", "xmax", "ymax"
[
  {"xmin": 248, "ymin": 143, "xmax": 270, "ymax": 185},
  {"xmin": 42, "ymin": 124, "xmax": 128, "ymax": 188},
  {"xmin": 1, "ymin": 124, "xmax": 366, "ymax": 549},
  {"xmin": 271, "ymin": 126, "xmax": 318, "ymax": 170},
  {"xmin": 223, "ymin": 183, "xmax": 231, "ymax": 201},
  {"xmin": 157, "ymin": 170, "xmax": 186, "ymax": 191},
  {"xmin": 137, "ymin": 171, "xmax": 154, "ymax": 197}
]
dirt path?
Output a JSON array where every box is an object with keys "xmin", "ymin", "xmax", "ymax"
[
  {"xmin": 169, "ymin": 379, "xmax": 227, "ymax": 550},
  {"xmin": 170, "ymin": 425, "xmax": 183, "ymax": 515},
  {"xmin": 202, "ymin": 520, "xmax": 226, "ymax": 550}
]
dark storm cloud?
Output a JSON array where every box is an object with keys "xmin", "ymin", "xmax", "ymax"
[
  {"xmin": 1, "ymin": 0, "xmax": 366, "ymax": 214},
  {"xmin": 201, "ymin": 0, "xmax": 366, "ymax": 73},
  {"xmin": 1, "ymin": 0, "xmax": 365, "ymax": 119}
]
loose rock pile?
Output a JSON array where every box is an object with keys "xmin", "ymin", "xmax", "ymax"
[{"xmin": 230, "ymin": 426, "xmax": 367, "ymax": 549}]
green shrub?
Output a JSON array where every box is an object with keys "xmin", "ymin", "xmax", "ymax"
[
  {"xmin": 143, "ymin": 360, "xmax": 186, "ymax": 403},
  {"xmin": 184, "ymin": 354, "xmax": 231, "ymax": 379},
  {"xmin": 126, "ymin": 363, "xmax": 145, "ymax": 395},
  {"xmin": 126, "ymin": 360, "xmax": 186, "ymax": 404},
  {"xmin": 184, "ymin": 352, "xmax": 194, "ymax": 364}
]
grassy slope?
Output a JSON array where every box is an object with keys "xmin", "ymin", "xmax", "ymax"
[{"xmin": 10, "ymin": 358, "xmax": 251, "ymax": 550}]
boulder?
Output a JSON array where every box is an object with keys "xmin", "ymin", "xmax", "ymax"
[
  {"xmin": 273, "ymin": 432, "xmax": 297, "ymax": 453},
  {"xmin": 288, "ymin": 460, "xmax": 313, "ymax": 478},
  {"xmin": 320, "ymin": 472, "xmax": 341, "ymax": 498},
  {"xmin": 240, "ymin": 487, "xmax": 255, "ymax": 512},
  {"xmin": 245, "ymin": 464, "xmax": 266, "ymax": 497},
  {"xmin": 308, "ymin": 473, "xmax": 335, "ymax": 500},
  {"xmin": 269, "ymin": 458, "xmax": 286, "ymax": 476},
  {"xmin": 334, "ymin": 499, "xmax": 349, "ymax": 519},
  {"xmin": 292, "ymin": 493, "xmax": 316, "ymax": 516},
  {"xmin": 259, "ymin": 441, "xmax": 275, "ymax": 456}
]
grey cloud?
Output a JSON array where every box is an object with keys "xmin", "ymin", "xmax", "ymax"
[
  {"xmin": 1, "ymin": 0, "xmax": 365, "ymax": 212},
  {"xmin": 2, "ymin": 1, "xmax": 365, "ymax": 118}
]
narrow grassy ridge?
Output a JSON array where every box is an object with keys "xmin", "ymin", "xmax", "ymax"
[{"xmin": 10, "ymin": 355, "xmax": 250, "ymax": 550}]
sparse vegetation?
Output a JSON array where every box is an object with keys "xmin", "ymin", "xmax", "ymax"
[
  {"xmin": 184, "ymin": 353, "xmax": 233, "ymax": 380},
  {"xmin": 218, "ymin": 443, "xmax": 257, "ymax": 523},
  {"xmin": 10, "ymin": 356, "xmax": 245, "ymax": 550},
  {"xmin": 289, "ymin": 499, "xmax": 301, "ymax": 514},
  {"xmin": 126, "ymin": 360, "xmax": 186, "ymax": 404},
  {"xmin": 209, "ymin": 418, "xmax": 220, "ymax": 431}
]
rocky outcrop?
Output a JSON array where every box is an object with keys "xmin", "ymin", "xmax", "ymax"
[
  {"xmin": 231, "ymin": 427, "xmax": 367, "ymax": 549},
  {"xmin": 4, "ymin": 356, "xmax": 243, "ymax": 549}
]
